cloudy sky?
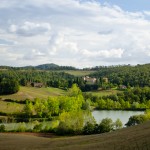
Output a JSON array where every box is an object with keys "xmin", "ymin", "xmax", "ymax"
[{"xmin": 0, "ymin": 0, "xmax": 150, "ymax": 68}]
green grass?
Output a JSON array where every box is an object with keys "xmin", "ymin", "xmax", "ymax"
[
  {"xmin": 86, "ymin": 89, "xmax": 122, "ymax": 97},
  {"xmin": 0, "ymin": 101, "xmax": 24, "ymax": 113},
  {"xmin": 0, "ymin": 86, "xmax": 67, "ymax": 101},
  {"xmin": 62, "ymin": 70, "xmax": 96, "ymax": 76}
]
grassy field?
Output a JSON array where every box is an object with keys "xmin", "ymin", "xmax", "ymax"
[
  {"xmin": 0, "ymin": 86, "xmax": 67, "ymax": 101},
  {"xmin": 62, "ymin": 70, "xmax": 96, "ymax": 76},
  {"xmin": 86, "ymin": 89, "xmax": 122, "ymax": 97},
  {"xmin": 0, "ymin": 121, "xmax": 150, "ymax": 150},
  {"xmin": 0, "ymin": 101, "xmax": 24, "ymax": 113}
]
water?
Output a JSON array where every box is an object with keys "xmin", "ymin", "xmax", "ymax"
[{"xmin": 92, "ymin": 110, "xmax": 145, "ymax": 126}]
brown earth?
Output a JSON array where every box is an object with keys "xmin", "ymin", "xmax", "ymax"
[{"xmin": 0, "ymin": 121, "xmax": 150, "ymax": 150}]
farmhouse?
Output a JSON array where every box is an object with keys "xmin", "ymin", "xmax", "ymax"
[
  {"xmin": 83, "ymin": 76, "xmax": 97, "ymax": 84},
  {"xmin": 31, "ymin": 82, "xmax": 43, "ymax": 88}
]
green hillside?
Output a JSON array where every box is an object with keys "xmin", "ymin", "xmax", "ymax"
[
  {"xmin": 62, "ymin": 70, "xmax": 96, "ymax": 76},
  {"xmin": 0, "ymin": 86, "xmax": 67, "ymax": 101},
  {"xmin": 0, "ymin": 120, "xmax": 150, "ymax": 150}
]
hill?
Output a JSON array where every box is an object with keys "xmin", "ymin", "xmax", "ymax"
[
  {"xmin": 19, "ymin": 63, "xmax": 77, "ymax": 70},
  {"xmin": 0, "ymin": 63, "xmax": 77, "ymax": 70},
  {"xmin": 0, "ymin": 121, "xmax": 150, "ymax": 150},
  {"xmin": 90, "ymin": 63, "xmax": 150, "ymax": 87},
  {"xmin": 0, "ymin": 86, "xmax": 66, "ymax": 101}
]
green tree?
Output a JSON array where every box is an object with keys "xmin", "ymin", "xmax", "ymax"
[
  {"xmin": 57, "ymin": 111, "xmax": 84, "ymax": 135},
  {"xmin": 114, "ymin": 119, "xmax": 123, "ymax": 129},
  {"xmin": 83, "ymin": 122, "xmax": 95, "ymax": 135},
  {"xmin": 0, "ymin": 125, "xmax": 5, "ymax": 132},
  {"xmin": 24, "ymin": 100, "xmax": 34, "ymax": 117},
  {"xmin": 99, "ymin": 118, "xmax": 114, "ymax": 133}
]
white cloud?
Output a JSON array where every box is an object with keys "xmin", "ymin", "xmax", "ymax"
[
  {"xmin": 82, "ymin": 48, "xmax": 124, "ymax": 58},
  {"xmin": 0, "ymin": 0, "xmax": 150, "ymax": 67},
  {"xmin": 9, "ymin": 22, "xmax": 51, "ymax": 36}
]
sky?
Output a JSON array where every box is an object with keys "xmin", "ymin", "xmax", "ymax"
[{"xmin": 0, "ymin": 0, "xmax": 150, "ymax": 68}]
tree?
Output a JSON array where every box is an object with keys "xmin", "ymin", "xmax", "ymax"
[
  {"xmin": 125, "ymin": 114, "xmax": 147, "ymax": 126},
  {"xmin": 56, "ymin": 111, "xmax": 84, "ymax": 135},
  {"xmin": 83, "ymin": 122, "xmax": 95, "ymax": 135},
  {"xmin": 99, "ymin": 118, "xmax": 114, "ymax": 133},
  {"xmin": 68, "ymin": 84, "xmax": 82, "ymax": 97},
  {"xmin": 24, "ymin": 100, "xmax": 34, "ymax": 117},
  {"xmin": 0, "ymin": 125, "xmax": 5, "ymax": 132},
  {"xmin": 0, "ymin": 78, "xmax": 19, "ymax": 95},
  {"xmin": 114, "ymin": 119, "xmax": 123, "ymax": 129}
]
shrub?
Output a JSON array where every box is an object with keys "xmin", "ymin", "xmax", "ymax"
[
  {"xmin": 0, "ymin": 125, "xmax": 5, "ymax": 132},
  {"xmin": 83, "ymin": 122, "xmax": 95, "ymax": 135},
  {"xmin": 16, "ymin": 122, "xmax": 27, "ymax": 132},
  {"xmin": 99, "ymin": 118, "xmax": 114, "ymax": 133},
  {"xmin": 33, "ymin": 124, "xmax": 43, "ymax": 132}
]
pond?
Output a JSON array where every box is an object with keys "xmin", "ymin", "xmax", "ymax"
[{"xmin": 92, "ymin": 110, "xmax": 145, "ymax": 126}]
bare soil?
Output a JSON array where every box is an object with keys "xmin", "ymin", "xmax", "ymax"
[{"xmin": 0, "ymin": 121, "xmax": 150, "ymax": 150}]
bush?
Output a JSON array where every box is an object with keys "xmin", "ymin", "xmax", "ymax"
[
  {"xmin": 56, "ymin": 122, "xmax": 74, "ymax": 135},
  {"xmin": 99, "ymin": 118, "xmax": 114, "ymax": 133},
  {"xmin": 83, "ymin": 122, "xmax": 95, "ymax": 135},
  {"xmin": 33, "ymin": 124, "xmax": 43, "ymax": 132},
  {"xmin": 126, "ymin": 114, "xmax": 147, "ymax": 126},
  {"xmin": 16, "ymin": 122, "xmax": 27, "ymax": 132},
  {"xmin": 0, "ymin": 125, "xmax": 5, "ymax": 132}
]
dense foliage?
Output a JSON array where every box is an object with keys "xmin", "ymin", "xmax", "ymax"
[
  {"xmin": 90, "ymin": 64, "xmax": 150, "ymax": 87},
  {"xmin": 84, "ymin": 87, "xmax": 150, "ymax": 110},
  {"xmin": 83, "ymin": 118, "xmax": 122, "ymax": 135},
  {"xmin": 0, "ymin": 69, "xmax": 99, "ymax": 91},
  {"xmin": 126, "ymin": 110, "xmax": 150, "ymax": 126},
  {"xmin": 0, "ymin": 69, "xmax": 75, "ymax": 88},
  {"xmin": 23, "ymin": 84, "xmax": 85, "ymax": 118},
  {"xmin": 0, "ymin": 78, "xmax": 19, "ymax": 95}
]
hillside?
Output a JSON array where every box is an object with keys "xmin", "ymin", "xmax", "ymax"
[
  {"xmin": 0, "ymin": 121, "xmax": 150, "ymax": 150},
  {"xmin": 90, "ymin": 63, "xmax": 150, "ymax": 87},
  {"xmin": 0, "ymin": 86, "xmax": 66, "ymax": 101}
]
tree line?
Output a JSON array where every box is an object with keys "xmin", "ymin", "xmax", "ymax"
[
  {"xmin": 90, "ymin": 64, "xmax": 150, "ymax": 87},
  {"xmin": 84, "ymin": 87, "xmax": 150, "ymax": 110}
]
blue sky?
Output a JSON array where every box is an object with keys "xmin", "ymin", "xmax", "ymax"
[
  {"xmin": 0, "ymin": 0, "xmax": 150, "ymax": 68},
  {"xmin": 98, "ymin": 0, "xmax": 150, "ymax": 11}
]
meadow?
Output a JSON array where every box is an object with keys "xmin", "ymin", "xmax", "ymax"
[
  {"xmin": 86, "ymin": 89, "xmax": 121, "ymax": 97},
  {"xmin": 0, "ymin": 86, "xmax": 67, "ymax": 101},
  {"xmin": 61, "ymin": 70, "xmax": 96, "ymax": 76}
]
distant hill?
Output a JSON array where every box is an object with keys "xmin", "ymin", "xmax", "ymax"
[
  {"xmin": 0, "ymin": 63, "xmax": 77, "ymax": 70},
  {"xmin": 35, "ymin": 63, "xmax": 59, "ymax": 70},
  {"xmin": 35, "ymin": 63, "xmax": 77, "ymax": 70}
]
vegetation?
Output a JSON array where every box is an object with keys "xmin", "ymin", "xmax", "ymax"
[
  {"xmin": 0, "ymin": 78, "xmax": 19, "ymax": 95},
  {"xmin": 126, "ymin": 110, "xmax": 150, "ymax": 126},
  {"xmin": 0, "ymin": 63, "xmax": 150, "ymax": 137},
  {"xmin": 84, "ymin": 87, "xmax": 150, "ymax": 110},
  {"xmin": 90, "ymin": 63, "xmax": 150, "ymax": 87},
  {"xmin": 0, "ymin": 121, "xmax": 150, "ymax": 150},
  {"xmin": 0, "ymin": 86, "xmax": 67, "ymax": 101},
  {"xmin": 83, "ymin": 118, "xmax": 122, "ymax": 135}
]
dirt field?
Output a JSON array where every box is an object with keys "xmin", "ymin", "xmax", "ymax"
[{"xmin": 0, "ymin": 121, "xmax": 150, "ymax": 150}]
